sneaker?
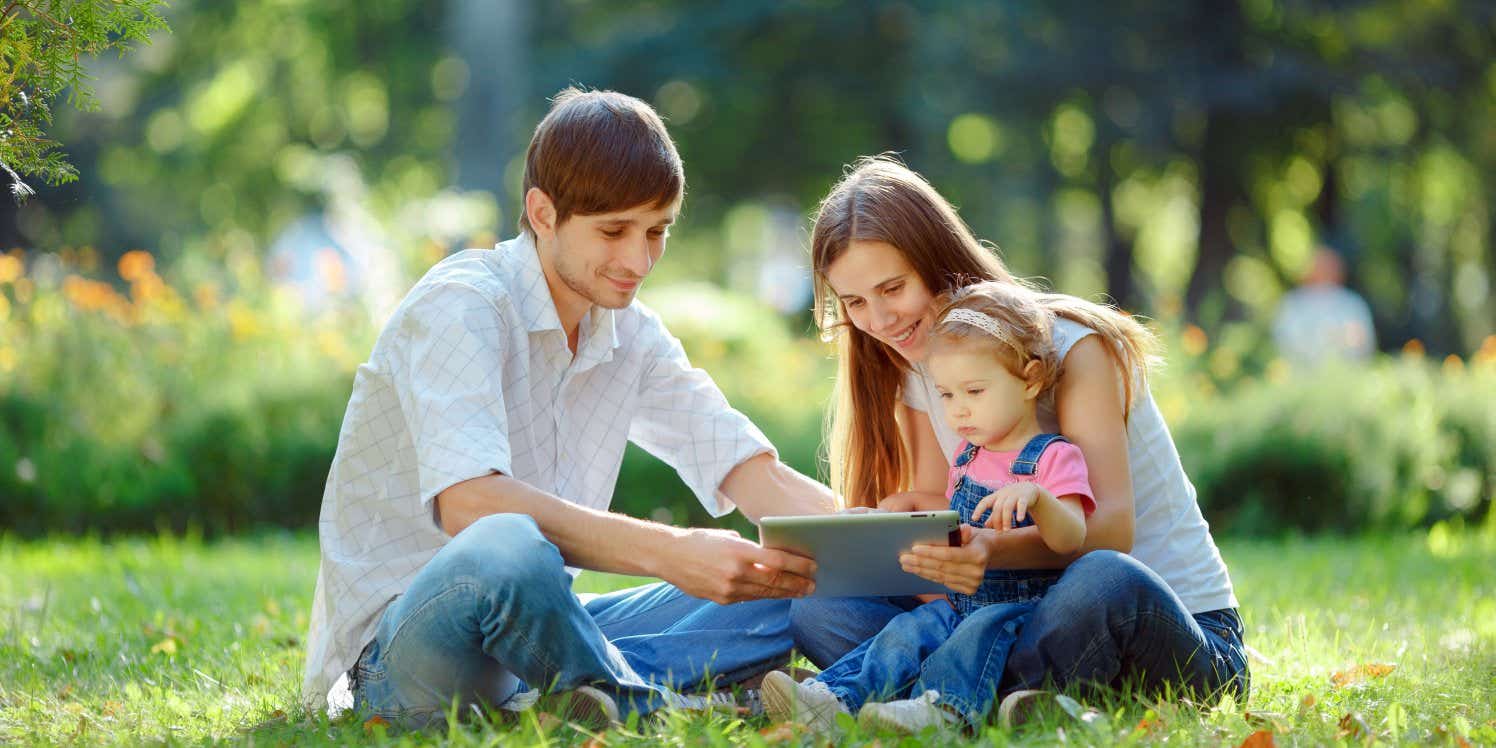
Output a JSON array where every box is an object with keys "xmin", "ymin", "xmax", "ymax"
[
  {"xmin": 857, "ymin": 689, "xmax": 959, "ymax": 734},
  {"xmin": 671, "ymin": 687, "xmax": 761, "ymax": 716},
  {"xmin": 997, "ymin": 689, "xmax": 1050, "ymax": 728},
  {"xmin": 760, "ymin": 670, "xmax": 848, "ymax": 733},
  {"xmin": 533, "ymin": 685, "xmax": 620, "ymax": 730}
]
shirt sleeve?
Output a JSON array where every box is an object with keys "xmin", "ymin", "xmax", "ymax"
[
  {"xmin": 1035, "ymin": 442, "xmax": 1096, "ymax": 516},
  {"xmin": 628, "ymin": 314, "xmax": 776, "ymax": 518},
  {"xmin": 389, "ymin": 283, "xmax": 514, "ymax": 509}
]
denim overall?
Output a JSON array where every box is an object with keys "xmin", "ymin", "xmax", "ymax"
[{"xmin": 946, "ymin": 433, "xmax": 1069, "ymax": 617}]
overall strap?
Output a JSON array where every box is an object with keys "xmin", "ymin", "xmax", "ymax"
[{"xmin": 1010, "ymin": 433, "xmax": 1068, "ymax": 477}]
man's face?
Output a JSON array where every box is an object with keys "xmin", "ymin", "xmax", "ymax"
[{"xmin": 545, "ymin": 199, "xmax": 679, "ymax": 310}]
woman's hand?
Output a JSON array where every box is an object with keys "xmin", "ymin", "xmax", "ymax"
[{"xmin": 899, "ymin": 525, "xmax": 994, "ymax": 595}]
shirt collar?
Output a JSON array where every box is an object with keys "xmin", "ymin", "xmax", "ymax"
[{"xmin": 505, "ymin": 233, "xmax": 620, "ymax": 360}]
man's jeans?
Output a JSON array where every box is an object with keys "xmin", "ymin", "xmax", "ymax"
[
  {"xmin": 816, "ymin": 598, "xmax": 1040, "ymax": 728},
  {"xmin": 350, "ymin": 513, "xmax": 794, "ymax": 725},
  {"xmin": 791, "ymin": 550, "xmax": 1250, "ymax": 708}
]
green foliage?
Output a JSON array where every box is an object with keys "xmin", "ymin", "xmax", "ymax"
[
  {"xmin": 0, "ymin": 0, "xmax": 168, "ymax": 195},
  {"xmin": 1173, "ymin": 357, "xmax": 1496, "ymax": 535},
  {"xmin": 2, "ymin": 530, "xmax": 1494, "ymax": 744}
]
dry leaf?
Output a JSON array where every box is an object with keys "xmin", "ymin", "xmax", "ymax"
[
  {"xmin": 1299, "ymin": 693, "xmax": 1317, "ymax": 710},
  {"xmin": 150, "ymin": 638, "xmax": 178, "ymax": 656},
  {"xmin": 1337, "ymin": 712, "xmax": 1371, "ymax": 739},
  {"xmin": 1244, "ymin": 711, "xmax": 1288, "ymax": 731},
  {"xmin": 582, "ymin": 738, "xmax": 608, "ymax": 748},
  {"xmin": 362, "ymin": 715, "xmax": 391, "ymax": 733},
  {"xmin": 57, "ymin": 685, "xmax": 74, "ymax": 700},
  {"xmin": 1238, "ymin": 729, "xmax": 1276, "ymax": 748},
  {"xmin": 1330, "ymin": 663, "xmax": 1396, "ymax": 688},
  {"xmin": 758, "ymin": 723, "xmax": 799, "ymax": 743},
  {"xmin": 535, "ymin": 712, "xmax": 562, "ymax": 731},
  {"xmin": 1135, "ymin": 715, "xmax": 1163, "ymax": 733}
]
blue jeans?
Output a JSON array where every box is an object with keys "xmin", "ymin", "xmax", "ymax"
[
  {"xmin": 791, "ymin": 550, "xmax": 1249, "ymax": 710},
  {"xmin": 351, "ymin": 513, "xmax": 795, "ymax": 725},
  {"xmin": 815, "ymin": 595, "xmax": 1041, "ymax": 728}
]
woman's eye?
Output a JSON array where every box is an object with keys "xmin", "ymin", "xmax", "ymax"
[
  {"xmin": 967, "ymin": 389, "xmax": 984, "ymax": 396},
  {"xmin": 939, "ymin": 392, "xmax": 952, "ymax": 400},
  {"xmin": 601, "ymin": 229, "xmax": 623, "ymax": 239},
  {"xmin": 885, "ymin": 284, "xmax": 903, "ymax": 295},
  {"xmin": 648, "ymin": 229, "xmax": 667, "ymax": 239},
  {"xmin": 845, "ymin": 298, "xmax": 865, "ymax": 309}
]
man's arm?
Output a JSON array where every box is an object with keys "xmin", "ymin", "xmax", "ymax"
[
  {"xmin": 436, "ymin": 473, "xmax": 816, "ymax": 604},
  {"xmin": 717, "ymin": 452, "xmax": 835, "ymax": 521}
]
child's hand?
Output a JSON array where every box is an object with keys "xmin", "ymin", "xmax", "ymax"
[{"xmin": 973, "ymin": 482, "xmax": 1052, "ymax": 531}]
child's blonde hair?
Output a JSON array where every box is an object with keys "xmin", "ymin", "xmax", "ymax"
[{"xmin": 928, "ymin": 281, "xmax": 1062, "ymax": 392}]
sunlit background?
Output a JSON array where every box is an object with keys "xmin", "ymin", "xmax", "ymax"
[{"xmin": 1, "ymin": 1, "xmax": 1492, "ymax": 538}]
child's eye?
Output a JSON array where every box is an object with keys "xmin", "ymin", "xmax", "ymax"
[
  {"xmin": 885, "ymin": 284, "xmax": 903, "ymax": 295},
  {"xmin": 601, "ymin": 229, "xmax": 624, "ymax": 239},
  {"xmin": 966, "ymin": 388, "xmax": 984, "ymax": 396},
  {"xmin": 648, "ymin": 228, "xmax": 667, "ymax": 239},
  {"xmin": 938, "ymin": 392, "xmax": 952, "ymax": 400}
]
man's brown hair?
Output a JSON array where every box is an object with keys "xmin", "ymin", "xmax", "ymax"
[{"xmin": 519, "ymin": 87, "xmax": 684, "ymax": 235}]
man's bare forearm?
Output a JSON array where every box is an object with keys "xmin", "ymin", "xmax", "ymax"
[
  {"xmin": 719, "ymin": 452, "xmax": 836, "ymax": 522},
  {"xmin": 435, "ymin": 474, "xmax": 684, "ymax": 577}
]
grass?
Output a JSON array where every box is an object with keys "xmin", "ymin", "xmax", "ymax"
[{"xmin": 2, "ymin": 526, "xmax": 1494, "ymax": 746}]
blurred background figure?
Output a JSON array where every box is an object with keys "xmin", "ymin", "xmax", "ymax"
[{"xmin": 1272, "ymin": 246, "xmax": 1376, "ymax": 367}]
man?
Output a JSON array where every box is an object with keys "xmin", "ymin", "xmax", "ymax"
[{"xmin": 302, "ymin": 88, "xmax": 834, "ymax": 724}]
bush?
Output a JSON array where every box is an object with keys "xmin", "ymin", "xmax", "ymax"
[{"xmin": 1173, "ymin": 356, "xmax": 1495, "ymax": 535}]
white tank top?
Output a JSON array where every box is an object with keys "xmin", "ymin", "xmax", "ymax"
[{"xmin": 903, "ymin": 317, "xmax": 1237, "ymax": 614}]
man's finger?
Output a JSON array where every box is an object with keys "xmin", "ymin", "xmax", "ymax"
[
  {"xmin": 743, "ymin": 561, "xmax": 815, "ymax": 596},
  {"xmin": 755, "ymin": 547, "xmax": 818, "ymax": 579}
]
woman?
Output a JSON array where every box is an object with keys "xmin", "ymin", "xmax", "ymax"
[{"xmin": 790, "ymin": 156, "xmax": 1248, "ymax": 714}]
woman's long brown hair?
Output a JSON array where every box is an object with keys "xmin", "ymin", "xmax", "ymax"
[{"xmin": 812, "ymin": 155, "xmax": 1157, "ymax": 508}]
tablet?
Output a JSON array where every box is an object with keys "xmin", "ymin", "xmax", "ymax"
[{"xmin": 759, "ymin": 510, "xmax": 961, "ymax": 597}]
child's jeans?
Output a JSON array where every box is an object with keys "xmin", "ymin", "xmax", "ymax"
[{"xmin": 815, "ymin": 569, "xmax": 1060, "ymax": 728}]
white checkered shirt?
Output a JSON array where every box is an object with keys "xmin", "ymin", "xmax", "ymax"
[{"xmin": 301, "ymin": 233, "xmax": 777, "ymax": 709}]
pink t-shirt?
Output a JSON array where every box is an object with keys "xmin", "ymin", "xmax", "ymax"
[{"xmin": 946, "ymin": 440, "xmax": 1097, "ymax": 516}]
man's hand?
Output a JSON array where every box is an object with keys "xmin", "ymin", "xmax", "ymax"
[
  {"xmin": 659, "ymin": 528, "xmax": 818, "ymax": 604},
  {"xmin": 899, "ymin": 525, "xmax": 995, "ymax": 595}
]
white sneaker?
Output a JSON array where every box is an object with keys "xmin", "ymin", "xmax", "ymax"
[
  {"xmin": 760, "ymin": 670, "xmax": 848, "ymax": 733},
  {"xmin": 997, "ymin": 688, "xmax": 1051, "ymax": 728},
  {"xmin": 857, "ymin": 689, "xmax": 959, "ymax": 734}
]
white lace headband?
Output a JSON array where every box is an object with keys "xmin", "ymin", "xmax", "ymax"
[{"xmin": 941, "ymin": 308, "xmax": 1004, "ymax": 339}]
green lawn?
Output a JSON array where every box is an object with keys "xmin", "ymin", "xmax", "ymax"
[{"xmin": 2, "ymin": 527, "xmax": 1493, "ymax": 746}]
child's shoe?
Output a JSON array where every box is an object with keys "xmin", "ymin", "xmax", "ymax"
[
  {"xmin": 856, "ymin": 689, "xmax": 960, "ymax": 734},
  {"xmin": 760, "ymin": 670, "xmax": 848, "ymax": 733}
]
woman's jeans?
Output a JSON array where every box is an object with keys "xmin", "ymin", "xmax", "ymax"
[
  {"xmin": 350, "ymin": 513, "xmax": 794, "ymax": 725},
  {"xmin": 791, "ymin": 550, "xmax": 1250, "ymax": 711}
]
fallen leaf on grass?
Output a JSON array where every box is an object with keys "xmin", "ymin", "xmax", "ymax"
[
  {"xmin": 1298, "ymin": 693, "xmax": 1316, "ymax": 711},
  {"xmin": 1337, "ymin": 712, "xmax": 1372, "ymax": 740},
  {"xmin": 1244, "ymin": 711, "xmax": 1289, "ymax": 732},
  {"xmin": 758, "ymin": 723, "xmax": 800, "ymax": 743},
  {"xmin": 1330, "ymin": 663, "xmax": 1395, "ymax": 688},
  {"xmin": 534, "ymin": 712, "xmax": 563, "ymax": 731},
  {"xmin": 1134, "ymin": 715, "xmax": 1164, "ymax": 733},
  {"xmin": 582, "ymin": 738, "xmax": 608, "ymax": 748},
  {"xmin": 362, "ymin": 715, "xmax": 391, "ymax": 734},
  {"xmin": 1238, "ymin": 729, "xmax": 1276, "ymax": 748},
  {"xmin": 150, "ymin": 638, "xmax": 178, "ymax": 656},
  {"xmin": 57, "ymin": 685, "xmax": 74, "ymax": 700}
]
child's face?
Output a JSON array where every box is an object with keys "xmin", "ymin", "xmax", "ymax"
[{"xmin": 928, "ymin": 345, "xmax": 1042, "ymax": 450}]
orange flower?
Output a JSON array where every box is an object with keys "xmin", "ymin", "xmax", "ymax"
[
  {"xmin": 0, "ymin": 255, "xmax": 22, "ymax": 284},
  {"xmin": 118, "ymin": 250, "xmax": 156, "ymax": 283}
]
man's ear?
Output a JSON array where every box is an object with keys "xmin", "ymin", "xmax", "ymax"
[
  {"xmin": 1022, "ymin": 359, "xmax": 1044, "ymax": 398},
  {"xmin": 525, "ymin": 187, "xmax": 558, "ymax": 239}
]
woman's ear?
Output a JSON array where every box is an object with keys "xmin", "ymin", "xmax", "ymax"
[
  {"xmin": 1022, "ymin": 359, "xmax": 1044, "ymax": 398},
  {"xmin": 525, "ymin": 187, "xmax": 558, "ymax": 240}
]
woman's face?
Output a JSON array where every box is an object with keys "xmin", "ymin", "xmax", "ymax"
[{"xmin": 824, "ymin": 240, "xmax": 938, "ymax": 363}]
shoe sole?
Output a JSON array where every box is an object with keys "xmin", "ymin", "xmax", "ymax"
[
  {"xmin": 759, "ymin": 671, "xmax": 798, "ymax": 722},
  {"xmin": 537, "ymin": 685, "xmax": 620, "ymax": 730}
]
